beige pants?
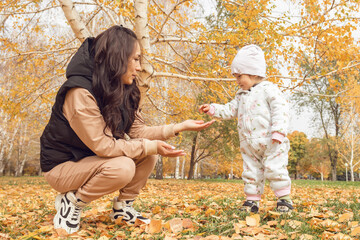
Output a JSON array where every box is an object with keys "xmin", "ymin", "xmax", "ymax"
[{"xmin": 44, "ymin": 155, "xmax": 157, "ymax": 203}]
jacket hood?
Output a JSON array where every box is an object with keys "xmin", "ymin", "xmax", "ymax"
[{"xmin": 66, "ymin": 37, "xmax": 95, "ymax": 79}]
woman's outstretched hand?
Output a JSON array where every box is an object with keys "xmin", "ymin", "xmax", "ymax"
[
  {"xmin": 157, "ymin": 141, "xmax": 185, "ymax": 157},
  {"xmin": 174, "ymin": 119, "xmax": 215, "ymax": 134}
]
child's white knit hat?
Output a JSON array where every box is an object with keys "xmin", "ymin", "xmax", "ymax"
[{"xmin": 231, "ymin": 44, "xmax": 266, "ymax": 77}]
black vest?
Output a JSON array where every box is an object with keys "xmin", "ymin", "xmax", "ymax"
[{"xmin": 40, "ymin": 75, "xmax": 99, "ymax": 172}]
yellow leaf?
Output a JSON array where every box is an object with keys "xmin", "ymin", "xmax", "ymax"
[
  {"xmin": 164, "ymin": 236, "xmax": 178, "ymax": 240},
  {"xmin": 299, "ymin": 234, "xmax": 314, "ymax": 240},
  {"xmin": 38, "ymin": 225, "xmax": 52, "ymax": 232},
  {"xmin": 338, "ymin": 212, "xmax": 353, "ymax": 222},
  {"xmin": 54, "ymin": 228, "xmax": 69, "ymax": 237},
  {"xmin": 246, "ymin": 214, "xmax": 260, "ymax": 227},
  {"xmin": 205, "ymin": 208, "xmax": 216, "ymax": 216},
  {"xmin": 234, "ymin": 221, "xmax": 247, "ymax": 233},
  {"xmin": 169, "ymin": 218, "xmax": 183, "ymax": 233},
  {"xmin": 98, "ymin": 236, "xmax": 109, "ymax": 240},
  {"xmin": 288, "ymin": 220, "xmax": 303, "ymax": 229},
  {"xmin": 351, "ymin": 226, "xmax": 360, "ymax": 236},
  {"xmin": 182, "ymin": 218, "xmax": 196, "ymax": 230},
  {"xmin": 146, "ymin": 219, "xmax": 162, "ymax": 234},
  {"xmin": 185, "ymin": 204, "xmax": 198, "ymax": 213},
  {"xmin": 152, "ymin": 205, "xmax": 161, "ymax": 214}
]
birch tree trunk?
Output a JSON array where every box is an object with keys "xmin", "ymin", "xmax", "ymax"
[
  {"xmin": 15, "ymin": 123, "xmax": 28, "ymax": 177},
  {"xmin": 194, "ymin": 162, "xmax": 198, "ymax": 179},
  {"xmin": 0, "ymin": 146, "xmax": 6, "ymax": 176},
  {"xmin": 187, "ymin": 133, "xmax": 198, "ymax": 180},
  {"xmin": 58, "ymin": 0, "xmax": 92, "ymax": 42},
  {"xmin": 181, "ymin": 158, "xmax": 185, "ymax": 179},
  {"xmin": 175, "ymin": 157, "xmax": 180, "ymax": 179},
  {"xmin": 155, "ymin": 155, "xmax": 163, "ymax": 179},
  {"xmin": 134, "ymin": 0, "xmax": 153, "ymax": 108},
  {"xmin": 0, "ymin": 127, "xmax": 18, "ymax": 176}
]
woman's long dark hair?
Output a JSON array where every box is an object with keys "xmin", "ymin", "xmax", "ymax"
[{"xmin": 92, "ymin": 26, "xmax": 140, "ymax": 138}]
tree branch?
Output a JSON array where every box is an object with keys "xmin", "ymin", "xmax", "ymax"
[
  {"xmin": 0, "ymin": 47, "xmax": 77, "ymax": 60},
  {"xmin": 145, "ymin": 93, "xmax": 180, "ymax": 116}
]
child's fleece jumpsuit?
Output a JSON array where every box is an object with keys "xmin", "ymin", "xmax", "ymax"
[{"xmin": 208, "ymin": 81, "xmax": 291, "ymax": 200}]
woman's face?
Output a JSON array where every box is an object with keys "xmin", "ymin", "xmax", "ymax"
[{"xmin": 121, "ymin": 42, "xmax": 141, "ymax": 85}]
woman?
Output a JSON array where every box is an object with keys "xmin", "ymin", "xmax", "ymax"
[{"xmin": 40, "ymin": 25, "xmax": 214, "ymax": 234}]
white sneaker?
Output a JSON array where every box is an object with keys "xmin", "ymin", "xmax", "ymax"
[
  {"xmin": 53, "ymin": 191, "xmax": 87, "ymax": 234},
  {"xmin": 110, "ymin": 197, "xmax": 150, "ymax": 224}
]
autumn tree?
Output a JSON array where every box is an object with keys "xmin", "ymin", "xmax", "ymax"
[
  {"xmin": 304, "ymin": 138, "xmax": 331, "ymax": 181},
  {"xmin": 288, "ymin": 131, "xmax": 309, "ymax": 179},
  {"xmin": 337, "ymin": 101, "xmax": 360, "ymax": 181},
  {"xmin": 1, "ymin": 0, "xmax": 360, "ymax": 177}
]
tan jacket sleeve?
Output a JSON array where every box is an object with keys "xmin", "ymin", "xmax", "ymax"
[
  {"xmin": 62, "ymin": 88, "xmax": 158, "ymax": 158},
  {"xmin": 127, "ymin": 112, "xmax": 177, "ymax": 140}
]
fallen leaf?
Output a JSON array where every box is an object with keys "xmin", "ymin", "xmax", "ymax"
[
  {"xmin": 202, "ymin": 235, "xmax": 220, "ymax": 240},
  {"xmin": 299, "ymin": 234, "xmax": 314, "ymax": 240},
  {"xmin": 246, "ymin": 214, "xmax": 260, "ymax": 227},
  {"xmin": 338, "ymin": 212, "xmax": 353, "ymax": 223},
  {"xmin": 331, "ymin": 233, "xmax": 352, "ymax": 239},
  {"xmin": 54, "ymin": 228, "xmax": 69, "ymax": 237},
  {"xmin": 351, "ymin": 226, "xmax": 360, "ymax": 236},
  {"xmin": 165, "ymin": 207, "xmax": 178, "ymax": 215},
  {"xmin": 152, "ymin": 205, "xmax": 161, "ymax": 214},
  {"xmin": 288, "ymin": 220, "xmax": 303, "ymax": 229},
  {"xmin": 321, "ymin": 231, "xmax": 335, "ymax": 239},
  {"xmin": 0, "ymin": 233, "xmax": 10, "ymax": 239},
  {"xmin": 234, "ymin": 221, "xmax": 247, "ymax": 233},
  {"xmin": 266, "ymin": 220, "xmax": 278, "ymax": 227},
  {"xmin": 98, "ymin": 236, "xmax": 109, "ymax": 240},
  {"xmin": 205, "ymin": 208, "xmax": 216, "ymax": 216},
  {"xmin": 38, "ymin": 225, "xmax": 53, "ymax": 232},
  {"xmin": 169, "ymin": 218, "xmax": 183, "ymax": 233},
  {"xmin": 182, "ymin": 218, "xmax": 196, "ymax": 230},
  {"xmin": 146, "ymin": 219, "xmax": 162, "ymax": 234},
  {"xmin": 114, "ymin": 216, "xmax": 124, "ymax": 225},
  {"xmin": 164, "ymin": 236, "xmax": 178, "ymax": 240}
]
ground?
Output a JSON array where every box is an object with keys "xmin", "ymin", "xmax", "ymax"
[{"xmin": 0, "ymin": 177, "xmax": 359, "ymax": 239}]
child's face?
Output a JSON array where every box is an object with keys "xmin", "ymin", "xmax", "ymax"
[{"xmin": 233, "ymin": 74, "xmax": 257, "ymax": 90}]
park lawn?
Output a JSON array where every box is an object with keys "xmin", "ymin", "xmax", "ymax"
[{"xmin": 0, "ymin": 177, "xmax": 359, "ymax": 239}]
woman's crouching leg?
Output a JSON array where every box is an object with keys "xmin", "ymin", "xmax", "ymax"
[
  {"xmin": 45, "ymin": 155, "xmax": 136, "ymax": 203},
  {"xmin": 118, "ymin": 155, "xmax": 158, "ymax": 201}
]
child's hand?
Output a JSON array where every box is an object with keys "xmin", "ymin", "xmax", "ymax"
[{"xmin": 199, "ymin": 104, "xmax": 210, "ymax": 113}]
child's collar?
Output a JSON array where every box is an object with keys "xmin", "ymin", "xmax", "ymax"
[{"xmin": 236, "ymin": 80, "xmax": 266, "ymax": 94}]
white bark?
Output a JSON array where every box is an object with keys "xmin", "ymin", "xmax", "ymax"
[
  {"xmin": 181, "ymin": 157, "xmax": 185, "ymax": 179},
  {"xmin": 58, "ymin": 0, "xmax": 92, "ymax": 42},
  {"xmin": 0, "ymin": 124, "xmax": 18, "ymax": 176},
  {"xmin": 134, "ymin": 0, "xmax": 153, "ymax": 87},
  {"xmin": 175, "ymin": 156, "xmax": 180, "ymax": 179},
  {"xmin": 0, "ymin": 145, "xmax": 6, "ymax": 175},
  {"xmin": 338, "ymin": 101, "xmax": 360, "ymax": 181},
  {"xmin": 15, "ymin": 123, "xmax": 28, "ymax": 177},
  {"xmin": 194, "ymin": 162, "xmax": 198, "ymax": 179}
]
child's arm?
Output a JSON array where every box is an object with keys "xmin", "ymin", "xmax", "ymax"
[
  {"xmin": 199, "ymin": 99, "xmax": 239, "ymax": 120},
  {"xmin": 265, "ymin": 84, "xmax": 290, "ymax": 143}
]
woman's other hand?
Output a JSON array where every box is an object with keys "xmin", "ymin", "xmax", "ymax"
[{"xmin": 157, "ymin": 141, "xmax": 185, "ymax": 157}]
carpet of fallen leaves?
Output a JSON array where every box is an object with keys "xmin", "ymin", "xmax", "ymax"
[{"xmin": 0, "ymin": 177, "xmax": 360, "ymax": 240}]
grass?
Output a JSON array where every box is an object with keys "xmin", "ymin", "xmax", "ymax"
[{"xmin": 0, "ymin": 176, "xmax": 359, "ymax": 239}]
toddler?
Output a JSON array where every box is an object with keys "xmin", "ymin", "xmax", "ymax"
[{"xmin": 199, "ymin": 45, "xmax": 293, "ymax": 213}]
